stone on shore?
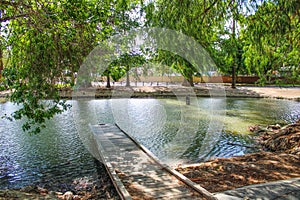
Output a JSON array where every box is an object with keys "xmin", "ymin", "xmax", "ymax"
[{"xmin": 62, "ymin": 191, "xmax": 73, "ymax": 200}]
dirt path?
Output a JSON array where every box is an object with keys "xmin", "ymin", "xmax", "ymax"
[
  {"xmin": 177, "ymin": 121, "xmax": 300, "ymax": 193},
  {"xmin": 240, "ymin": 86, "xmax": 300, "ymax": 100},
  {"xmin": 176, "ymin": 152, "xmax": 300, "ymax": 193}
]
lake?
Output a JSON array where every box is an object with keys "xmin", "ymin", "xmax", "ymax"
[{"xmin": 1, "ymin": 98, "xmax": 299, "ymax": 189}]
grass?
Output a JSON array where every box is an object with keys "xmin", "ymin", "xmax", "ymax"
[{"xmin": 0, "ymin": 98, "xmax": 7, "ymax": 103}]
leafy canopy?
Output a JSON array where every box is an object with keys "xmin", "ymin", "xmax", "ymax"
[{"xmin": 1, "ymin": 0, "xmax": 141, "ymax": 134}]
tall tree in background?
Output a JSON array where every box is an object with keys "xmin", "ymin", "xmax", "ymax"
[
  {"xmin": 242, "ymin": 0, "xmax": 300, "ymax": 85},
  {"xmin": 0, "ymin": 9, "xmax": 3, "ymax": 79},
  {"xmin": 145, "ymin": 0, "xmax": 227, "ymax": 86},
  {"xmin": 0, "ymin": 40, "xmax": 3, "ymax": 79},
  {"xmin": 231, "ymin": 0, "xmax": 237, "ymax": 88},
  {"xmin": 145, "ymin": 0, "xmax": 265, "ymax": 87},
  {"xmin": 100, "ymin": 0, "xmax": 143, "ymax": 87},
  {"xmin": 211, "ymin": 0, "xmax": 263, "ymax": 88}
]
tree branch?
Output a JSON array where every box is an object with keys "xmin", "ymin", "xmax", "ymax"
[
  {"xmin": 0, "ymin": 1, "xmax": 31, "ymax": 9},
  {"xmin": 0, "ymin": 13, "xmax": 29, "ymax": 22}
]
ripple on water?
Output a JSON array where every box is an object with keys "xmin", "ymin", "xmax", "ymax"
[
  {"xmin": 1, "ymin": 98, "xmax": 300, "ymax": 189},
  {"xmin": 0, "ymin": 102, "xmax": 99, "ymax": 190}
]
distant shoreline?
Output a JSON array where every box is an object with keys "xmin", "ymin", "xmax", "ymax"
[
  {"xmin": 61, "ymin": 85, "xmax": 300, "ymax": 101},
  {"xmin": 1, "ymin": 85, "xmax": 300, "ymax": 101}
]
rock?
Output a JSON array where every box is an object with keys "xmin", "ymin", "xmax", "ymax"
[
  {"xmin": 73, "ymin": 195, "xmax": 81, "ymax": 200},
  {"xmin": 267, "ymin": 124, "xmax": 281, "ymax": 130},
  {"xmin": 55, "ymin": 191, "xmax": 63, "ymax": 195},
  {"xmin": 49, "ymin": 191, "xmax": 57, "ymax": 196},
  {"xmin": 63, "ymin": 191, "xmax": 73, "ymax": 200},
  {"xmin": 37, "ymin": 186, "xmax": 48, "ymax": 195},
  {"xmin": 249, "ymin": 125, "xmax": 265, "ymax": 133}
]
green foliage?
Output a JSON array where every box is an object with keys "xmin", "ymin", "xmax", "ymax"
[
  {"xmin": 115, "ymin": 52, "xmax": 146, "ymax": 69},
  {"xmin": 54, "ymin": 83, "xmax": 71, "ymax": 89},
  {"xmin": 151, "ymin": 50, "xmax": 195, "ymax": 85},
  {"xmin": 145, "ymin": 0, "xmax": 257, "ymax": 86},
  {"xmin": 145, "ymin": 0, "xmax": 226, "ymax": 85},
  {"xmin": 1, "ymin": 0, "xmax": 300, "ymax": 133},
  {"xmin": 105, "ymin": 52, "xmax": 146, "ymax": 81},
  {"xmin": 1, "ymin": 0, "xmax": 141, "ymax": 134},
  {"xmin": 242, "ymin": 0, "xmax": 300, "ymax": 85},
  {"xmin": 145, "ymin": 0, "xmax": 300, "ymax": 86}
]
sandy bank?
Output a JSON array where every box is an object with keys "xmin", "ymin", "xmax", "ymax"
[
  {"xmin": 241, "ymin": 86, "xmax": 300, "ymax": 100},
  {"xmin": 1, "ymin": 86, "xmax": 300, "ymax": 100}
]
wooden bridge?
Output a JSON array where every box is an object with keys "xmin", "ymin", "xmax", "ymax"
[{"xmin": 90, "ymin": 124, "xmax": 217, "ymax": 200}]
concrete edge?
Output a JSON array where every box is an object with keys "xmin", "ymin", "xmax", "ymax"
[
  {"xmin": 219, "ymin": 177, "xmax": 300, "ymax": 191},
  {"xmin": 213, "ymin": 178, "xmax": 300, "ymax": 199}
]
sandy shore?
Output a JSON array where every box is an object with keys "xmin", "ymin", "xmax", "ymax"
[
  {"xmin": 64, "ymin": 85, "xmax": 300, "ymax": 100},
  {"xmin": 1, "ymin": 85, "xmax": 300, "ymax": 100},
  {"xmin": 240, "ymin": 86, "xmax": 300, "ymax": 100}
]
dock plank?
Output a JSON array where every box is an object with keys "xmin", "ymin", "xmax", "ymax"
[{"xmin": 91, "ymin": 124, "xmax": 216, "ymax": 200}]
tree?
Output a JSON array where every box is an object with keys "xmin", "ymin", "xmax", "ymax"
[
  {"xmin": 0, "ymin": 9, "xmax": 4, "ymax": 79},
  {"xmin": 213, "ymin": 35, "xmax": 246, "ymax": 76},
  {"xmin": 151, "ymin": 50, "xmax": 195, "ymax": 86},
  {"xmin": 92, "ymin": 0, "xmax": 143, "ymax": 88},
  {"xmin": 1, "ymin": 0, "xmax": 139, "ymax": 134},
  {"xmin": 145, "ymin": 0, "xmax": 263, "ymax": 87},
  {"xmin": 145, "ymin": 0, "xmax": 228, "ymax": 86},
  {"xmin": 242, "ymin": 0, "xmax": 300, "ymax": 85},
  {"xmin": 231, "ymin": 0, "xmax": 237, "ymax": 88},
  {"xmin": 0, "ymin": 40, "xmax": 3, "ymax": 80},
  {"xmin": 102, "ymin": 61, "xmax": 127, "ymax": 88},
  {"xmin": 112, "ymin": 52, "xmax": 146, "ymax": 87}
]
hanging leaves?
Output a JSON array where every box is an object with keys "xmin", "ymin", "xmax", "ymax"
[
  {"xmin": 242, "ymin": 0, "xmax": 300, "ymax": 85},
  {"xmin": 1, "ymin": 0, "xmax": 141, "ymax": 134}
]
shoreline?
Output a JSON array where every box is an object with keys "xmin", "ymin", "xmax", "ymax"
[
  {"xmin": 1, "ymin": 86, "xmax": 299, "ymax": 199},
  {"xmin": 66, "ymin": 85, "xmax": 300, "ymax": 100},
  {"xmin": 176, "ymin": 152, "xmax": 300, "ymax": 193},
  {"xmin": 0, "ymin": 160, "xmax": 120, "ymax": 200},
  {"xmin": 1, "ymin": 121, "xmax": 299, "ymax": 199},
  {"xmin": 1, "ymin": 120, "xmax": 299, "ymax": 199},
  {"xmin": 2, "ymin": 85, "xmax": 300, "ymax": 101},
  {"xmin": 176, "ymin": 120, "xmax": 300, "ymax": 193}
]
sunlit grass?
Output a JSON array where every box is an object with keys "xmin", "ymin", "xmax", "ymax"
[{"xmin": 0, "ymin": 98, "xmax": 7, "ymax": 103}]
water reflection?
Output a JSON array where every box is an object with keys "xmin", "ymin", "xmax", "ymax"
[
  {"xmin": 1, "ymin": 98, "xmax": 300, "ymax": 189},
  {"xmin": 0, "ymin": 102, "xmax": 100, "ymax": 190},
  {"xmin": 73, "ymin": 98, "xmax": 300, "ymax": 164}
]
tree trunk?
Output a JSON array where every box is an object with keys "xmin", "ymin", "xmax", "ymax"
[
  {"xmin": 189, "ymin": 75, "xmax": 194, "ymax": 87},
  {"xmin": 0, "ymin": 47, "xmax": 3, "ymax": 79},
  {"xmin": 106, "ymin": 75, "xmax": 111, "ymax": 88},
  {"xmin": 126, "ymin": 66, "xmax": 130, "ymax": 87},
  {"xmin": 0, "ymin": 10, "xmax": 2, "ymax": 79},
  {"xmin": 232, "ymin": 64, "xmax": 236, "ymax": 88},
  {"xmin": 231, "ymin": 0, "xmax": 237, "ymax": 89},
  {"xmin": 182, "ymin": 74, "xmax": 194, "ymax": 86},
  {"xmin": 187, "ymin": 70, "xmax": 194, "ymax": 86}
]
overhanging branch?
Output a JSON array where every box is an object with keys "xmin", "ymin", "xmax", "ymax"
[{"xmin": 0, "ymin": 13, "xmax": 29, "ymax": 22}]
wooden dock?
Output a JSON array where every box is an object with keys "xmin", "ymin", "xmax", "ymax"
[{"xmin": 91, "ymin": 124, "xmax": 216, "ymax": 200}]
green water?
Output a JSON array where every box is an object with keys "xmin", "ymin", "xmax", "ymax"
[
  {"xmin": 1, "ymin": 98, "xmax": 299, "ymax": 189},
  {"xmin": 72, "ymin": 98, "xmax": 300, "ymax": 164}
]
